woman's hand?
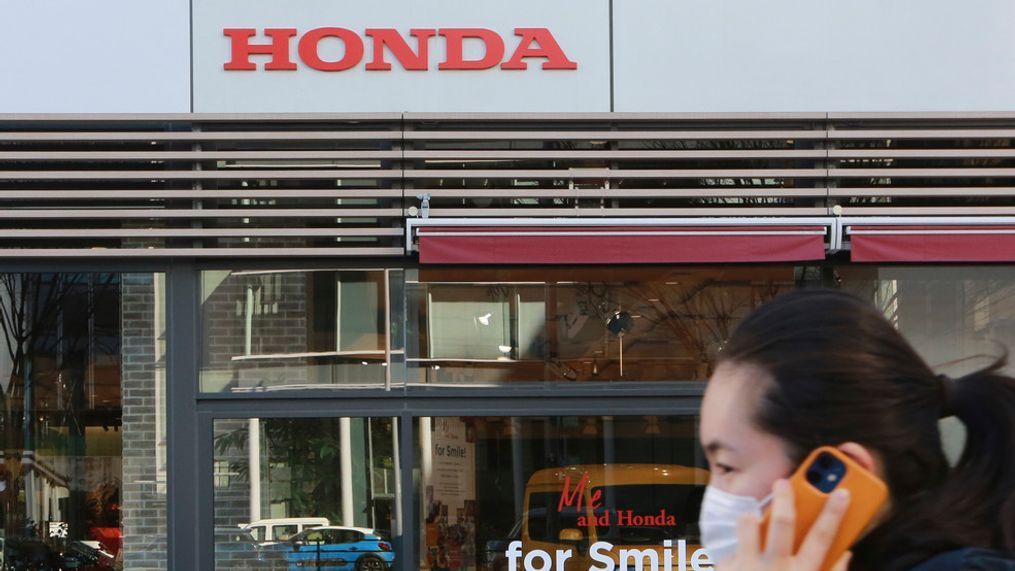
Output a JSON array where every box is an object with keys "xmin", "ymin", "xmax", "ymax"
[{"xmin": 721, "ymin": 479, "xmax": 852, "ymax": 571}]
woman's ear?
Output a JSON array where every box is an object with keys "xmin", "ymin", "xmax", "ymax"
[{"xmin": 837, "ymin": 441, "xmax": 879, "ymax": 474}]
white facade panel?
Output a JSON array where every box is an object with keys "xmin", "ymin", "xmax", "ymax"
[
  {"xmin": 192, "ymin": 0, "xmax": 611, "ymax": 113},
  {"xmin": 2, "ymin": 0, "xmax": 1013, "ymax": 114},
  {"xmin": 0, "ymin": 0, "xmax": 191, "ymax": 113},
  {"xmin": 613, "ymin": 0, "xmax": 1015, "ymax": 113}
]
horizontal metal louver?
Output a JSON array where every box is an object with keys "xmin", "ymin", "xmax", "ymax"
[{"xmin": 0, "ymin": 112, "xmax": 1012, "ymax": 257}]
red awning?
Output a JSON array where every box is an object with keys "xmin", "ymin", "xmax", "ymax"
[
  {"xmin": 849, "ymin": 225, "xmax": 1015, "ymax": 262},
  {"xmin": 417, "ymin": 225, "xmax": 826, "ymax": 264}
]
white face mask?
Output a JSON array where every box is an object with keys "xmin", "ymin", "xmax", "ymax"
[{"xmin": 699, "ymin": 484, "xmax": 774, "ymax": 565}]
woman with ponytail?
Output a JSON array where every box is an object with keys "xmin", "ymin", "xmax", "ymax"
[{"xmin": 697, "ymin": 289, "xmax": 1015, "ymax": 570}]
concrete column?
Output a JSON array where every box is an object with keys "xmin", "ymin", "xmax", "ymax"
[
  {"xmin": 340, "ymin": 417, "xmax": 354, "ymax": 526},
  {"xmin": 418, "ymin": 416, "xmax": 432, "ymax": 564},
  {"xmin": 248, "ymin": 418, "xmax": 262, "ymax": 523}
]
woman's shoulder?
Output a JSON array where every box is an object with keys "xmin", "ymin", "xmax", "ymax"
[{"xmin": 909, "ymin": 547, "xmax": 1015, "ymax": 571}]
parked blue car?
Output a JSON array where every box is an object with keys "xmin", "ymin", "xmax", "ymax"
[{"xmin": 268, "ymin": 526, "xmax": 394, "ymax": 571}]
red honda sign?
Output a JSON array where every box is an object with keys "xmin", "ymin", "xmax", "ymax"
[{"xmin": 224, "ymin": 27, "xmax": 579, "ymax": 71}]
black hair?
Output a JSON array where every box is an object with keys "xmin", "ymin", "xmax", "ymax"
[{"xmin": 717, "ymin": 289, "xmax": 1015, "ymax": 570}]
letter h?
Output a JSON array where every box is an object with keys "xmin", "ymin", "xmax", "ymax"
[{"xmin": 224, "ymin": 28, "xmax": 298, "ymax": 70}]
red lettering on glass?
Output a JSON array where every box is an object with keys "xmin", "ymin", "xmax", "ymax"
[{"xmin": 557, "ymin": 472, "xmax": 603, "ymax": 512}]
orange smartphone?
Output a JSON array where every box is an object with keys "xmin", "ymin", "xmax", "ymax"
[{"xmin": 761, "ymin": 446, "xmax": 888, "ymax": 571}]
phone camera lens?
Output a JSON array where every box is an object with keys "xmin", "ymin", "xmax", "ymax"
[
  {"xmin": 806, "ymin": 470, "xmax": 822, "ymax": 485},
  {"xmin": 816, "ymin": 454, "xmax": 834, "ymax": 470}
]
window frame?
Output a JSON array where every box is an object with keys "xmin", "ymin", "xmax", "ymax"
[{"xmin": 0, "ymin": 258, "xmax": 756, "ymax": 571}]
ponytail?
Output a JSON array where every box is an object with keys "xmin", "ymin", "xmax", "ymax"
[
  {"xmin": 854, "ymin": 360, "xmax": 1015, "ymax": 570},
  {"xmin": 941, "ymin": 361, "xmax": 1015, "ymax": 550}
]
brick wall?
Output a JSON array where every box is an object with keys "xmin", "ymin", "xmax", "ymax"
[
  {"xmin": 203, "ymin": 271, "xmax": 311, "ymax": 570},
  {"xmin": 120, "ymin": 272, "xmax": 168, "ymax": 570},
  {"xmin": 201, "ymin": 272, "xmax": 311, "ymax": 389},
  {"xmin": 212, "ymin": 419, "xmax": 267, "ymax": 529}
]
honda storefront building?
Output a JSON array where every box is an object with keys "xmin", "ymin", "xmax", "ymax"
[{"xmin": 1, "ymin": 0, "xmax": 1014, "ymax": 569}]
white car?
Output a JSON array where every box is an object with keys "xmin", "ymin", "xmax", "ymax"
[{"xmin": 242, "ymin": 517, "xmax": 330, "ymax": 544}]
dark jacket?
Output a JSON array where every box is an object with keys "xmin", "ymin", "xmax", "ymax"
[{"xmin": 909, "ymin": 548, "xmax": 1015, "ymax": 571}]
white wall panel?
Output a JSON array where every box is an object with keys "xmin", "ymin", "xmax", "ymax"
[
  {"xmin": 0, "ymin": 0, "xmax": 191, "ymax": 113},
  {"xmin": 614, "ymin": 0, "xmax": 1015, "ymax": 112},
  {"xmin": 192, "ymin": 0, "xmax": 610, "ymax": 113}
]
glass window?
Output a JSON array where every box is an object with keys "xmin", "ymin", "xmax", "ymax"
[
  {"xmin": 213, "ymin": 417, "xmax": 400, "ymax": 570},
  {"xmin": 417, "ymin": 415, "xmax": 708, "ymax": 571},
  {"xmin": 407, "ymin": 264, "xmax": 1015, "ymax": 385},
  {"xmin": 200, "ymin": 270, "xmax": 403, "ymax": 392},
  {"xmin": 407, "ymin": 266, "xmax": 804, "ymax": 384},
  {"xmin": 273, "ymin": 525, "xmax": 298, "ymax": 542},
  {"xmin": 838, "ymin": 266, "xmax": 1015, "ymax": 374},
  {"xmin": 0, "ymin": 272, "xmax": 167, "ymax": 570},
  {"xmin": 333, "ymin": 529, "xmax": 361, "ymax": 543},
  {"xmin": 248, "ymin": 525, "xmax": 265, "ymax": 542}
]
